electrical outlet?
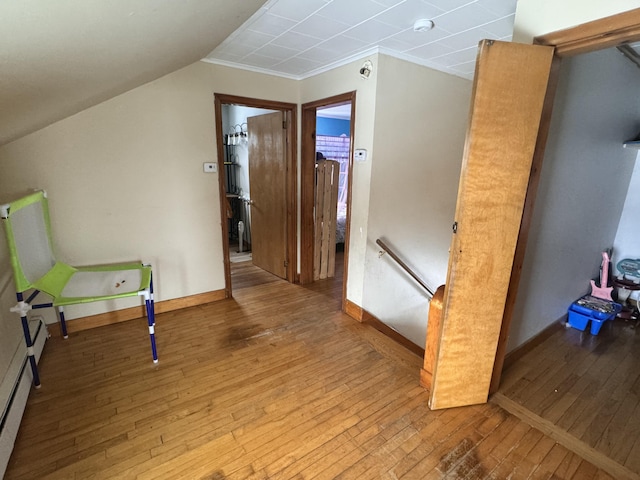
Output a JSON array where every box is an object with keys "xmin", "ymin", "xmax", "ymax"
[{"xmin": 203, "ymin": 162, "xmax": 217, "ymax": 173}]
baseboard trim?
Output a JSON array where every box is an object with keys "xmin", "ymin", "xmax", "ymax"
[
  {"xmin": 344, "ymin": 299, "xmax": 363, "ymax": 322},
  {"xmin": 361, "ymin": 309, "xmax": 425, "ymax": 358},
  {"xmin": 492, "ymin": 392, "xmax": 639, "ymax": 480},
  {"xmin": 47, "ymin": 289, "xmax": 226, "ymax": 337},
  {"xmin": 503, "ymin": 318, "xmax": 565, "ymax": 371}
]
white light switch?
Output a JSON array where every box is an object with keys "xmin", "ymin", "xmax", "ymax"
[
  {"xmin": 354, "ymin": 149, "xmax": 367, "ymax": 162},
  {"xmin": 203, "ymin": 162, "xmax": 217, "ymax": 173}
]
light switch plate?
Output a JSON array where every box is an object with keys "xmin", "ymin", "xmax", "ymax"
[
  {"xmin": 203, "ymin": 162, "xmax": 217, "ymax": 173},
  {"xmin": 354, "ymin": 149, "xmax": 367, "ymax": 162}
]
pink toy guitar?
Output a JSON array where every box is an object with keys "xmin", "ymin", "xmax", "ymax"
[{"xmin": 590, "ymin": 251, "xmax": 613, "ymax": 301}]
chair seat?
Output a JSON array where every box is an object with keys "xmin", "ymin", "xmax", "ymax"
[{"xmin": 57, "ymin": 263, "xmax": 151, "ymax": 306}]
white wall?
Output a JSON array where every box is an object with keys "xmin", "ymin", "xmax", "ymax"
[
  {"xmin": 363, "ymin": 55, "xmax": 472, "ymax": 347},
  {"xmin": 513, "ymin": 0, "xmax": 639, "ymax": 43},
  {"xmin": 0, "ymin": 61, "xmax": 298, "ymax": 321},
  {"xmin": 507, "ymin": 48, "xmax": 640, "ymax": 351}
]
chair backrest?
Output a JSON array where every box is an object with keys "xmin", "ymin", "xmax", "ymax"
[{"xmin": 1, "ymin": 191, "xmax": 56, "ymax": 293}]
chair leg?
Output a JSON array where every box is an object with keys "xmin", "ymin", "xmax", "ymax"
[
  {"xmin": 12, "ymin": 294, "xmax": 41, "ymax": 388},
  {"xmin": 20, "ymin": 316, "xmax": 41, "ymax": 388},
  {"xmin": 145, "ymin": 294, "xmax": 158, "ymax": 363},
  {"xmin": 57, "ymin": 306, "xmax": 68, "ymax": 339}
]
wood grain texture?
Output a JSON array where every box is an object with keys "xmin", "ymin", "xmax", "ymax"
[
  {"xmin": 5, "ymin": 263, "xmax": 612, "ymax": 479},
  {"xmin": 248, "ymin": 111, "xmax": 287, "ymax": 279},
  {"xmin": 535, "ymin": 8, "xmax": 640, "ymax": 57},
  {"xmin": 421, "ymin": 284, "xmax": 445, "ymax": 391},
  {"xmin": 499, "ymin": 318, "xmax": 640, "ymax": 478},
  {"xmin": 430, "ymin": 40, "xmax": 555, "ymax": 409},
  {"xmin": 314, "ymin": 160, "xmax": 339, "ymax": 280},
  {"xmin": 47, "ymin": 289, "xmax": 226, "ymax": 337}
]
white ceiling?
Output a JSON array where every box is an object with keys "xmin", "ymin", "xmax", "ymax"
[
  {"xmin": 0, "ymin": 0, "xmax": 265, "ymax": 146},
  {"xmin": 204, "ymin": 0, "xmax": 517, "ymax": 80},
  {"xmin": 0, "ymin": 0, "xmax": 517, "ymax": 148}
]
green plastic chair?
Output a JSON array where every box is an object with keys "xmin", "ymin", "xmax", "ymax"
[{"xmin": 1, "ymin": 190, "xmax": 157, "ymax": 388}]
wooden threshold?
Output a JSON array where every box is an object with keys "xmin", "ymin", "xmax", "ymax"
[
  {"xmin": 492, "ymin": 392, "xmax": 639, "ymax": 480},
  {"xmin": 46, "ymin": 289, "xmax": 226, "ymax": 336}
]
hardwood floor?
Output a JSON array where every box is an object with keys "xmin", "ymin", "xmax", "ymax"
[
  {"xmin": 498, "ymin": 317, "xmax": 640, "ymax": 479},
  {"xmin": 6, "ymin": 263, "xmax": 614, "ymax": 479}
]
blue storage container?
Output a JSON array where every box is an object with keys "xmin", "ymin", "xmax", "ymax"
[{"xmin": 567, "ymin": 295, "xmax": 621, "ymax": 335}]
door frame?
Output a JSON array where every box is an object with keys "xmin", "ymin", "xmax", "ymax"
[
  {"xmin": 489, "ymin": 8, "xmax": 640, "ymax": 394},
  {"xmin": 214, "ymin": 93, "xmax": 298, "ymax": 297},
  {"xmin": 300, "ymin": 92, "xmax": 356, "ymax": 301}
]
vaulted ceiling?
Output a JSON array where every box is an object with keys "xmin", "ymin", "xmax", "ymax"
[
  {"xmin": 1, "ymin": 0, "xmax": 517, "ymax": 147},
  {"xmin": 0, "ymin": 0, "xmax": 265, "ymax": 146}
]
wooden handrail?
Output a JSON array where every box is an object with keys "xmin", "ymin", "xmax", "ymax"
[{"xmin": 376, "ymin": 238, "xmax": 434, "ymax": 297}]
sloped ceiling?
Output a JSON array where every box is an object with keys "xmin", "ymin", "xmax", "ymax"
[{"xmin": 0, "ymin": 0, "xmax": 266, "ymax": 146}]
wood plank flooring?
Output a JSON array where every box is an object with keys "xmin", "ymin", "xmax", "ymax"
[
  {"xmin": 498, "ymin": 318, "xmax": 640, "ymax": 478},
  {"xmin": 6, "ymin": 262, "xmax": 613, "ymax": 479}
]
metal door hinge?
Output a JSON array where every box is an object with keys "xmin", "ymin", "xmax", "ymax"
[
  {"xmin": 284, "ymin": 260, "xmax": 289, "ymax": 267},
  {"xmin": 452, "ymin": 221, "xmax": 458, "ymax": 234}
]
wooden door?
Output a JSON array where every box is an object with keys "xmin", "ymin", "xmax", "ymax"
[
  {"xmin": 429, "ymin": 40, "xmax": 555, "ymax": 409},
  {"xmin": 248, "ymin": 111, "xmax": 287, "ymax": 279}
]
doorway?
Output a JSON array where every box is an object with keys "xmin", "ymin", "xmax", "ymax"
[
  {"xmin": 214, "ymin": 94, "xmax": 297, "ymax": 297},
  {"xmin": 300, "ymin": 92, "xmax": 356, "ymax": 310}
]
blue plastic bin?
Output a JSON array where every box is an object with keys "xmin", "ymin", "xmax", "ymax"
[{"xmin": 567, "ymin": 295, "xmax": 621, "ymax": 335}]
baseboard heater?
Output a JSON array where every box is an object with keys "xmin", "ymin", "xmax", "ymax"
[{"xmin": 0, "ymin": 318, "xmax": 47, "ymax": 477}]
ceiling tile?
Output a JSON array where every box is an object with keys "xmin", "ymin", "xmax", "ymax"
[
  {"xmin": 342, "ymin": 19, "xmax": 402, "ymax": 44},
  {"xmin": 438, "ymin": 26, "xmax": 495, "ymax": 51},
  {"xmin": 271, "ymin": 31, "xmax": 323, "ymax": 50},
  {"xmin": 480, "ymin": 14, "xmax": 514, "ymax": 38},
  {"xmin": 204, "ymin": 0, "xmax": 518, "ymax": 80},
  {"xmin": 264, "ymin": 0, "xmax": 328, "ymax": 22},
  {"xmin": 375, "ymin": 0, "xmax": 444, "ymax": 30},
  {"xmin": 316, "ymin": 0, "xmax": 388, "ymax": 26},
  {"xmin": 274, "ymin": 56, "xmax": 323, "ymax": 75},
  {"xmin": 432, "ymin": 3, "xmax": 498, "ymax": 33},
  {"xmin": 475, "ymin": 0, "xmax": 516, "ymax": 17},
  {"xmin": 425, "ymin": 0, "xmax": 479, "ymax": 10},
  {"xmin": 238, "ymin": 30, "xmax": 277, "ymax": 49},
  {"xmin": 291, "ymin": 14, "xmax": 351, "ymax": 38},
  {"xmin": 319, "ymin": 34, "xmax": 370, "ymax": 54},
  {"xmin": 405, "ymin": 41, "xmax": 455, "ymax": 60},
  {"xmin": 388, "ymin": 26, "xmax": 451, "ymax": 47},
  {"xmin": 246, "ymin": 13, "xmax": 297, "ymax": 37},
  {"xmin": 377, "ymin": 36, "xmax": 415, "ymax": 52},
  {"xmin": 303, "ymin": 47, "xmax": 344, "ymax": 63},
  {"xmin": 371, "ymin": 0, "xmax": 405, "ymax": 7},
  {"xmin": 255, "ymin": 43, "xmax": 300, "ymax": 60},
  {"xmin": 242, "ymin": 53, "xmax": 283, "ymax": 68}
]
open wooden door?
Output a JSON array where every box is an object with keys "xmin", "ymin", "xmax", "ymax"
[
  {"xmin": 429, "ymin": 40, "xmax": 556, "ymax": 409},
  {"xmin": 248, "ymin": 111, "xmax": 287, "ymax": 279}
]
